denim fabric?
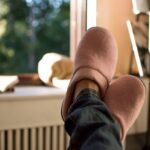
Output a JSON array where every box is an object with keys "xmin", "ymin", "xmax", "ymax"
[{"xmin": 65, "ymin": 89, "xmax": 122, "ymax": 150}]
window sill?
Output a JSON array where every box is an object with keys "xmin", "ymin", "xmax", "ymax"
[{"xmin": 0, "ymin": 86, "xmax": 66, "ymax": 101}]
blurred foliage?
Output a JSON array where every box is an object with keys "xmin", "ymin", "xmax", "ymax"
[{"xmin": 0, "ymin": 0, "xmax": 70, "ymax": 73}]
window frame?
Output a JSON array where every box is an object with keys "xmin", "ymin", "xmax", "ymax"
[{"xmin": 70, "ymin": 0, "xmax": 87, "ymax": 59}]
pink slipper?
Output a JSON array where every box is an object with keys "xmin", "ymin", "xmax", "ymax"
[
  {"xmin": 62, "ymin": 27, "xmax": 118, "ymax": 120},
  {"xmin": 104, "ymin": 75, "xmax": 145, "ymax": 141}
]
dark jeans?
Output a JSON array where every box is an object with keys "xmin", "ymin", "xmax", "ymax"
[{"xmin": 65, "ymin": 89, "xmax": 122, "ymax": 150}]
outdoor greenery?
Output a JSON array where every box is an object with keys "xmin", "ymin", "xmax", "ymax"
[{"xmin": 0, "ymin": 0, "xmax": 70, "ymax": 73}]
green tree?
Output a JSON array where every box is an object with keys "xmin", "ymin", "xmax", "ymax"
[{"xmin": 0, "ymin": 0, "xmax": 70, "ymax": 73}]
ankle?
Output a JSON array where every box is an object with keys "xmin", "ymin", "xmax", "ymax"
[{"xmin": 74, "ymin": 79, "xmax": 100, "ymax": 100}]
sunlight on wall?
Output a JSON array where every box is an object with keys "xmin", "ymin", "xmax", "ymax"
[{"xmin": 87, "ymin": 0, "xmax": 96, "ymax": 29}]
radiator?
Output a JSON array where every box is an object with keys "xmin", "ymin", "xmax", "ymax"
[{"xmin": 0, "ymin": 125, "xmax": 69, "ymax": 150}]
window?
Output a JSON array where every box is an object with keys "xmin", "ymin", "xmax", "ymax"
[{"xmin": 0, "ymin": 0, "xmax": 70, "ymax": 74}]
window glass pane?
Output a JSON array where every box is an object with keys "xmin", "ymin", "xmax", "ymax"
[{"xmin": 0, "ymin": 0, "xmax": 70, "ymax": 73}]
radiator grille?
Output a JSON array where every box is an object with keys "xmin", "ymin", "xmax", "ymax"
[{"xmin": 0, "ymin": 125, "xmax": 69, "ymax": 150}]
